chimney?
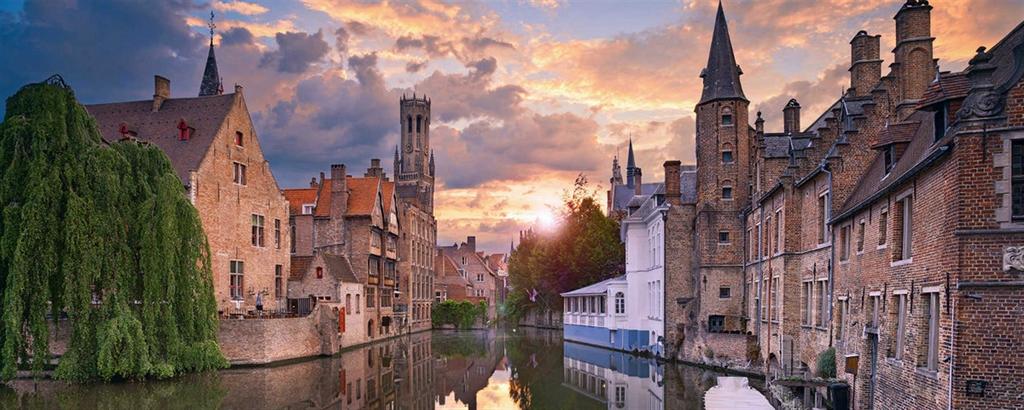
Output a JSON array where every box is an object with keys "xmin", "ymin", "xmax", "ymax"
[
  {"xmin": 466, "ymin": 236, "xmax": 477, "ymax": 253},
  {"xmin": 849, "ymin": 30, "xmax": 882, "ymax": 97},
  {"xmin": 783, "ymin": 99, "xmax": 801, "ymax": 133},
  {"xmin": 664, "ymin": 161, "xmax": 681, "ymax": 204},
  {"xmin": 330, "ymin": 164, "xmax": 348, "ymax": 218},
  {"xmin": 365, "ymin": 158, "xmax": 384, "ymax": 178},
  {"xmin": 153, "ymin": 75, "xmax": 170, "ymax": 112},
  {"xmin": 234, "ymin": 84, "xmax": 243, "ymax": 94},
  {"xmin": 310, "ymin": 177, "xmax": 318, "ymax": 188},
  {"xmin": 893, "ymin": 0, "xmax": 935, "ymax": 103}
]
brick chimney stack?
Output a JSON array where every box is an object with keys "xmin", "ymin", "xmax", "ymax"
[
  {"xmin": 664, "ymin": 160, "xmax": 681, "ymax": 205},
  {"xmin": 892, "ymin": 0, "xmax": 935, "ymax": 105},
  {"xmin": 783, "ymin": 99, "xmax": 801, "ymax": 134},
  {"xmin": 365, "ymin": 158, "xmax": 384, "ymax": 178},
  {"xmin": 849, "ymin": 30, "xmax": 882, "ymax": 97},
  {"xmin": 466, "ymin": 236, "xmax": 477, "ymax": 253},
  {"xmin": 153, "ymin": 75, "xmax": 170, "ymax": 112},
  {"xmin": 330, "ymin": 164, "xmax": 348, "ymax": 218}
]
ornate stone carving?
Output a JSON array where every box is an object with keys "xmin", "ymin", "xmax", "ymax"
[
  {"xmin": 1002, "ymin": 246, "xmax": 1024, "ymax": 272},
  {"xmin": 958, "ymin": 90, "xmax": 1004, "ymax": 120}
]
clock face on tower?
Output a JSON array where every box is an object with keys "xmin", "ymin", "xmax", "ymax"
[{"xmin": 405, "ymin": 143, "xmax": 413, "ymax": 153}]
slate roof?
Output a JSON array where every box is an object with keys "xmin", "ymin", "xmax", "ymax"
[
  {"xmin": 680, "ymin": 169, "xmax": 697, "ymax": 204},
  {"xmin": 918, "ymin": 72, "xmax": 970, "ymax": 108},
  {"xmin": 290, "ymin": 256, "xmax": 313, "ymax": 280},
  {"xmin": 611, "ymin": 183, "xmax": 661, "ymax": 211},
  {"xmin": 872, "ymin": 121, "xmax": 921, "ymax": 148},
  {"xmin": 322, "ymin": 254, "xmax": 358, "ymax": 283},
  {"xmin": 561, "ymin": 275, "xmax": 626, "ymax": 297},
  {"xmin": 837, "ymin": 110, "xmax": 947, "ymax": 220},
  {"xmin": 85, "ymin": 93, "xmax": 237, "ymax": 183},
  {"xmin": 699, "ymin": 2, "xmax": 746, "ymax": 104}
]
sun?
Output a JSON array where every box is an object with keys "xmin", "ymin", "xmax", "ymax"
[{"xmin": 535, "ymin": 208, "xmax": 558, "ymax": 230}]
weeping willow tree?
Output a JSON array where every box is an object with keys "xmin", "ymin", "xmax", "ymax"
[{"xmin": 0, "ymin": 76, "xmax": 226, "ymax": 382}]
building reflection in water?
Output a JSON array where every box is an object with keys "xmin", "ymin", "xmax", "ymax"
[
  {"xmin": 0, "ymin": 328, "xmax": 768, "ymax": 409},
  {"xmin": 562, "ymin": 342, "xmax": 664, "ymax": 409}
]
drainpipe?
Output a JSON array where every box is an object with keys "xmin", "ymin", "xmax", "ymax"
[
  {"xmin": 824, "ymin": 163, "xmax": 835, "ymax": 347},
  {"xmin": 947, "ymin": 281, "xmax": 956, "ymax": 410},
  {"xmin": 756, "ymin": 200, "xmax": 765, "ymax": 358}
]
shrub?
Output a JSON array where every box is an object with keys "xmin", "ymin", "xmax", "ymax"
[{"xmin": 816, "ymin": 347, "xmax": 837, "ymax": 378}]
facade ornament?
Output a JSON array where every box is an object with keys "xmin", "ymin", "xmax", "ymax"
[{"xmin": 1002, "ymin": 246, "xmax": 1024, "ymax": 272}]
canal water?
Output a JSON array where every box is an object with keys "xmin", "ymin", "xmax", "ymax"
[{"xmin": 1, "ymin": 327, "xmax": 769, "ymax": 409}]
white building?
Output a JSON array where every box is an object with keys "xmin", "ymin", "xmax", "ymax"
[{"xmin": 561, "ymin": 341, "xmax": 664, "ymax": 409}]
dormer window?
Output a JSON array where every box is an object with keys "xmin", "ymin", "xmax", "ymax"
[
  {"xmin": 302, "ymin": 204, "xmax": 315, "ymax": 215},
  {"xmin": 884, "ymin": 145, "xmax": 896, "ymax": 175},
  {"xmin": 177, "ymin": 119, "xmax": 191, "ymax": 141},
  {"xmin": 933, "ymin": 103, "xmax": 948, "ymax": 142}
]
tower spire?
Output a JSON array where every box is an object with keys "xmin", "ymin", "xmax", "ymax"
[
  {"xmin": 699, "ymin": 1, "xmax": 746, "ymax": 104},
  {"xmin": 199, "ymin": 11, "xmax": 223, "ymax": 97},
  {"xmin": 626, "ymin": 137, "xmax": 638, "ymax": 187}
]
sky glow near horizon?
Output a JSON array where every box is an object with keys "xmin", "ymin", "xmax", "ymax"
[{"xmin": 0, "ymin": 0, "xmax": 1020, "ymax": 253}]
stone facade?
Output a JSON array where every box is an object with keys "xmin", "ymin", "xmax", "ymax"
[{"xmin": 438, "ymin": 237, "xmax": 497, "ymax": 319}]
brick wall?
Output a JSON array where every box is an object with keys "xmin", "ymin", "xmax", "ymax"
[{"xmin": 218, "ymin": 304, "xmax": 339, "ymax": 365}]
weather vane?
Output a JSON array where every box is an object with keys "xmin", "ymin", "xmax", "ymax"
[{"xmin": 208, "ymin": 11, "xmax": 216, "ymax": 45}]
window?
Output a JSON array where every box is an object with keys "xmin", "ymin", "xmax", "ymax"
[
  {"xmin": 836, "ymin": 298, "xmax": 849, "ymax": 341},
  {"xmin": 366, "ymin": 287, "xmax": 376, "ymax": 308},
  {"xmin": 615, "ymin": 386, "xmax": 626, "ymax": 408},
  {"xmin": 718, "ymin": 231, "xmax": 730, "ymax": 244},
  {"xmin": 614, "ymin": 292, "xmax": 625, "ymax": 314},
  {"xmin": 251, "ymin": 214, "xmax": 265, "ymax": 247},
  {"xmin": 274, "ymin": 265, "xmax": 283, "ymax": 298},
  {"xmin": 477, "ymin": 273, "xmax": 483, "ymax": 282},
  {"xmin": 867, "ymin": 293, "xmax": 881, "ymax": 330},
  {"xmin": 719, "ymin": 287, "xmax": 731, "ymax": 298},
  {"xmin": 316, "ymin": 266, "xmax": 323, "ymax": 279},
  {"xmin": 233, "ymin": 162, "xmax": 247, "ymax": 185},
  {"xmin": 407, "ymin": 115, "xmax": 413, "ymax": 133},
  {"xmin": 771, "ymin": 277, "xmax": 779, "ymax": 322},
  {"xmin": 933, "ymin": 103, "xmax": 947, "ymax": 142},
  {"xmin": 879, "ymin": 208, "xmax": 888, "ymax": 246},
  {"xmin": 817, "ymin": 192, "xmax": 830, "ymax": 243},
  {"xmin": 722, "ymin": 186, "xmax": 733, "ymax": 200},
  {"xmin": 230, "ymin": 261, "xmax": 244, "ymax": 300},
  {"xmin": 368, "ymin": 258, "xmax": 380, "ymax": 276},
  {"xmin": 839, "ymin": 225, "xmax": 850, "ymax": 261},
  {"xmin": 416, "ymin": 115, "xmax": 422, "ymax": 133},
  {"xmin": 891, "ymin": 293, "xmax": 908, "ymax": 359},
  {"xmin": 290, "ymin": 224, "xmax": 297, "ymax": 253},
  {"xmin": 302, "ymin": 204, "xmax": 314, "ymax": 215},
  {"xmin": 708, "ymin": 315, "xmax": 725, "ymax": 333},
  {"xmin": 722, "ymin": 150, "xmax": 734, "ymax": 163},
  {"xmin": 1012, "ymin": 140, "xmax": 1024, "ymax": 220},
  {"xmin": 921, "ymin": 291, "xmax": 940, "ymax": 371},
  {"xmin": 774, "ymin": 209, "xmax": 782, "ymax": 254},
  {"xmin": 856, "ymin": 220, "xmax": 865, "ymax": 253},
  {"xmin": 802, "ymin": 281, "xmax": 813, "ymax": 325},
  {"xmin": 599, "ymin": 296, "xmax": 606, "ymax": 314},
  {"xmin": 895, "ymin": 196, "xmax": 913, "ymax": 261},
  {"xmin": 884, "ymin": 145, "xmax": 896, "ymax": 174},
  {"xmin": 346, "ymin": 294, "xmax": 352, "ymax": 313},
  {"xmin": 381, "ymin": 290, "xmax": 391, "ymax": 308},
  {"xmin": 817, "ymin": 280, "xmax": 827, "ymax": 327},
  {"xmin": 234, "ymin": 131, "xmax": 244, "ymax": 146},
  {"xmin": 274, "ymin": 219, "xmax": 281, "ymax": 249},
  {"xmin": 355, "ymin": 294, "xmax": 360, "ymax": 313},
  {"xmin": 721, "ymin": 108, "xmax": 734, "ymax": 126}
]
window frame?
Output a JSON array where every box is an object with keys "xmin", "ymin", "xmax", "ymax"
[
  {"xmin": 251, "ymin": 214, "xmax": 265, "ymax": 247},
  {"xmin": 229, "ymin": 260, "xmax": 244, "ymax": 301},
  {"xmin": 233, "ymin": 162, "xmax": 247, "ymax": 186},
  {"xmin": 614, "ymin": 292, "xmax": 625, "ymax": 315},
  {"xmin": 274, "ymin": 264, "xmax": 283, "ymax": 298}
]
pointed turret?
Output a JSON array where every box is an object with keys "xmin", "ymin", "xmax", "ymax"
[
  {"xmin": 394, "ymin": 145, "xmax": 401, "ymax": 175},
  {"xmin": 610, "ymin": 153, "xmax": 623, "ymax": 186},
  {"xmin": 429, "ymin": 150, "xmax": 435, "ymax": 176},
  {"xmin": 626, "ymin": 138, "xmax": 638, "ymax": 187},
  {"xmin": 199, "ymin": 11, "xmax": 222, "ymax": 97},
  {"xmin": 699, "ymin": 1, "xmax": 746, "ymax": 104}
]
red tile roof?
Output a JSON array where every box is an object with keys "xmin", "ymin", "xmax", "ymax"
[
  {"xmin": 85, "ymin": 93, "xmax": 238, "ymax": 183},
  {"xmin": 283, "ymin": 188, "xmax": 316, "ymax": 215},
  {"xmin": 290, "ymin": 256, "xmax": 313, "ymax": 280},
  {"xmin": 345, "ymin": 177, "xmax": 381, "ymax": 216}
]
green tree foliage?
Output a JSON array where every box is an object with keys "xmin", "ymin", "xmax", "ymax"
[
  {"xmin": 816, "ymin": 347, "xmax": 837, "ymax": 378},
  {"xmin": 0, "ymin": 77, "xmax": 226, "ymax": 382},
  {"xmin": 507, "ymin": 175, "xmax": 624, "ymax": 318},
  {"xmin": 431, "ymin": 300, "xmax": 487, "ymax": 329}
]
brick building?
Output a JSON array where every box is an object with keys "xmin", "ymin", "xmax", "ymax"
[
  {"xmin": 394, "ymin": 95, "xmax": 438, "ymax": 334},
  {"xmin": 86, "ymin": 37, "xmax": 290, "ymax": 313},
  {"xmin": 437, "ymin": 237, "xmax": 497, "ymax": 319},
  {"xmin": 285, "ymin": 160, "xmax": 401, "ymax": 342}
]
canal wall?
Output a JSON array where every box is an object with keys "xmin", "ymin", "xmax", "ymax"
[{"xmin": 218, "ymin": 304, "xmax": 340, "ymax": 365}]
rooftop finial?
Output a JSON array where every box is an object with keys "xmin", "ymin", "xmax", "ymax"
[
  {"xmin": 199, "ymin": 11, "xmax": 223, "ymax": 96},
  {"xmin": 208, "ymin": 11, "xmax": 216, "ymax": 47}
]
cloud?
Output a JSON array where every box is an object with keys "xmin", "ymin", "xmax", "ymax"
[
  {"xmin": 334, "ymin": 26, "xmax": 351, "ymax": 56},
  {"xmin": 753, "ymin": 64, "xmax": 848, "ymax": 132},
  {"xmin": 213, "ymin": 0, "xmax": 269, "ymax": 16},
  {"xmin": 220, "ymin": 26, "xmax": 256, "ymax": 46},
  {"xmin": 405, "ymin": 60, "xmax": 428, "ymax": 73},
  {"xmin": 260, "ymin": 30, "xmax": 330, "ymax": 73}
]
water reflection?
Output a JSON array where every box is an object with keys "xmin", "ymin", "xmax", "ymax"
[{"xmin": 0, "ymin": 327, "xmax": 768, "ymax": 409}]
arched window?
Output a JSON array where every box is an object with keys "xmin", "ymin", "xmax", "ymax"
[
  {"xmin": 368, "ymin": 320, "xmax": 374, "ymax": 338},
  {"xmin": 722, "ymin": 180, "xmax": 734, "ymax": 200},
  {"xmin": 721, "ymin": 142, "xmax": 734, "ymax": 163},
  {"xmin": 407, "ymin": 116, "xmax": 413, "ymax": 133},
  {"xmin": 416, "ymin": 115, "xmax": 423, "ymax": 133},
  {"xmin": 356, "ymin": 294, "xmax": 361, "ymax": 314},
  {"xmin": 316, "ymin": 266, "xmax": 323, "ymax": 279},
  {"xmin": 346, "ymin": 294, "xmax": 352, "ymax": 313},
  {"xmin": 721, "ymin": 107, "xmax": 734, "ymax": 126},
  {"xmin": 614, "ymin": 292, "xmax": 625, "ymax": 314}
]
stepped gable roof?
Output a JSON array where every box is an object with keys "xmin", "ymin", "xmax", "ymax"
[
  {"xmin": 290, "ymin": 256, "xmax": 313, "ymax": 280},
  {"xmin": 837, "ymin": 110, "xmax": 947, "ymax": 220},
  {"xmin": 283, "ymin": 187, "xmax": 316, "ymax": 215},
  {"xmin": 561, "ymin": 275, "xmax": 626, "ymax": 297},
  {"xmin": 85, "ymin": 93, "xmax": 237, "ymax": 183},
  {"xmin": 918, "ymin": 72, "xmax": 970, "ymax": 109}
]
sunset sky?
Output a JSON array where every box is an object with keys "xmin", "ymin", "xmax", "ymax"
[{"xmin": 0, "ymin": 0, "xmax": 1020, "ymax": 253}]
